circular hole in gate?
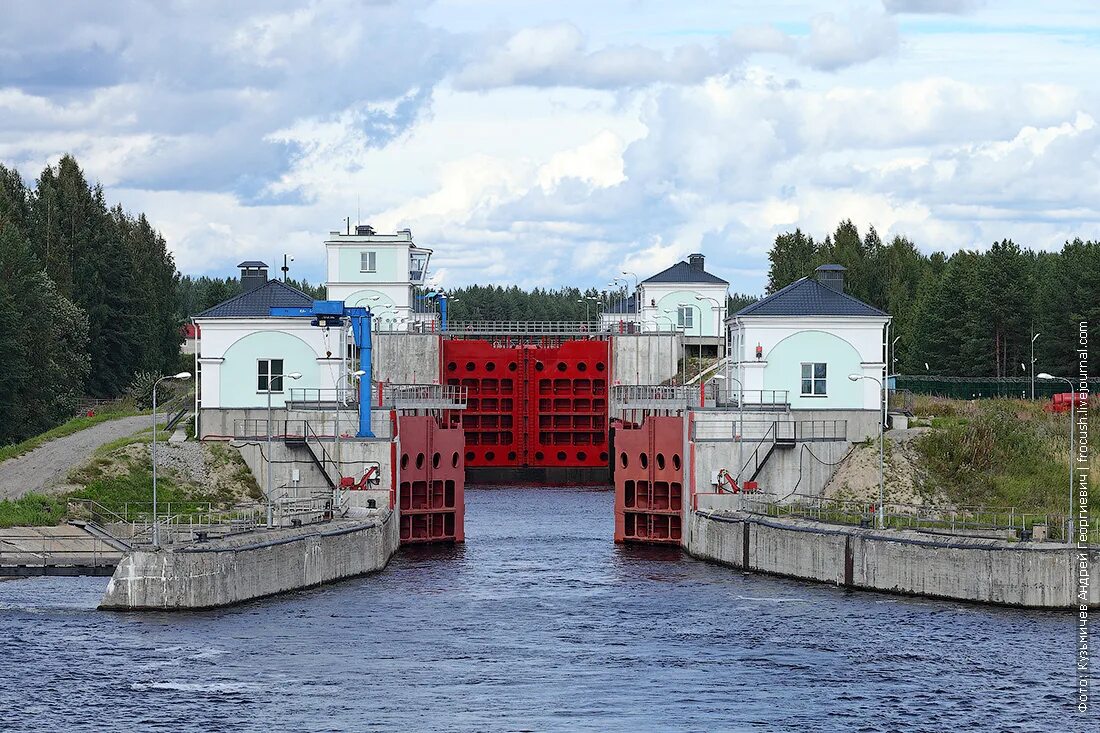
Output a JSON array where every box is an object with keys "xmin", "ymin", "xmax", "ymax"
[
  {"xmin": 577, "ymin": 451, "xmax": 587, "ymax": 461},
  {"xmin": 432, "ymin": 452, "xmax": 441, "ymax": 469},
  {"xmin": 465, "ymin": 361, "xmax": 475, "ymax": 372},
  {"xmin": 415, "ymin": 453, "xmax": 425, "ymax": 469},
  {"xmin": 656, "ymin": 453, "xmax": 666, "ymax": 470},
  {"xmin": 600, "ymin": 451, "xmax": 609, "ymax": 462},
  {"xmin": 535, "ymin": 361, "xmax": 545, "ymax": 371},
  {"xmin": 485, "ymin": 362, "xmax": 496, "ymax": 372},
  {"xmin": 452, "ymin": 452, "xmax": 460, "ymax": 467},
  {"xmin": 640, "ymin": 453, "xmax": 649, "ymax": 469},
  {"xmin": 577, "ymin": 362, "xmax": 587, "ymax": 372},
  {"xmin": 447, "ymin": 361, "xmax": 457, "ymax": 372},
  {"xmin": 620, "ymin": 452, "xmax": 629, "ymax": 468},
  {"xmin": 596, "ymin": 362, "xmax": 606, "ymax": 372},
  {"xmin": 400, "ymin": 454, "xmax": 410, "ymax": 469},
  {"xmin": 508, "ymin": 362, "xmax": 518, "ymax": 372},
  {"xmin": 466, "ymin": 451, "xmax": 475, "ymax": 462},
  {"xmin": 485, "ymin": 451, "xmax": 495, "ymax": 461},
  {"xmin": 508, "ymin": 451, "xmax": 517, "ymax": 461},
  {"xmin": 557, "ymin": 451, "xmax": 567, "ymax": 461},
  {"xmin": 556, "ymin": 361, "xmax": 567, "ymax": 372},
  {"xmin": 535, "ymin": 451, "xmax": 545, "ymax": 461},
  {"xmin": 672, "ymin": 454, "xmax": 682, "ymax": 470}
]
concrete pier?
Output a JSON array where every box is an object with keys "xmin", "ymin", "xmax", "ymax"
[
  {"xmin": 99, "ymin": 509, "xmax": 399, "ymax": 610},
  {"xmin": 686, "ymin": 509, "xmax": 1099, "ymax": 609}
]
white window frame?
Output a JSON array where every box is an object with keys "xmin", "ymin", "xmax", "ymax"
[
  {"xmin": 677, "ymin": 306, "xmax": 693, "ymax": 329},
  {"xmin": 360, "ymin": 251, "xmax": 377, "ymax": 273},
  {"xmin": 801, "ymin": 362, "xmax": 827, "ymax": 397},
  {"xmin": 258, "ymin": 358, "xmax": 285, "ymax": 393}
]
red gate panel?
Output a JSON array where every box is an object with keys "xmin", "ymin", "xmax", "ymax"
[
  {"xmin": 614, "ymin": 416, "xmax": 684, "ymax": 544},
  {"xmin": 397, "ymin": 415, "xmax": 465, "ymax": 544},
  {"xmin": 443, "ymin": 339, "xmax": 609, "ymax": 469}
]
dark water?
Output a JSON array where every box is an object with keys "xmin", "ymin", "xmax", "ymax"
[{"xmin": 0, "ymin": 487, "xmax": 1082, "ymax": 732}]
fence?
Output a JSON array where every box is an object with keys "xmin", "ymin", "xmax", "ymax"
[
  {"xmin": 447, "ymin": 321, "xmax": 606, "ymax": 335},
  {"xmin": 691, "ymin": 418, "xmax": 848, "ymax": 443},
  {"xmin": 738, "ymin": 492, "xmax": 1098, "ymax": 545},
  {"xmin": 381, "ymin": 384, "xmax": 468, "ymax": 410},
  {"xmin": 698, "ymin": 386, "xmax": 790, "ymax": 410},
  {"xmin": 232, "ymin": 417, "xmax": 394, "ymax": 441},
  {"xmin": 894, "ymin": 375, "xmax": 1100, "ymax": 401}
]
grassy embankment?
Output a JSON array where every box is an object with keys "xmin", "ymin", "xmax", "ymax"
[
  {"xmin": 0, "ymin": 427, "xmax": 260, "ymax": 528},
  {"xmin": 911, "ymin": 396, "xmax": 1097, "ymax": 515}
]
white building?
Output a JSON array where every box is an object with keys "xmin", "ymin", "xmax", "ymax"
[
  {"xmin": 324, "ymin": 225, "xmax": 434, "ymax": 331},
  {"xmin": 726, "ymin": 265, "xmax": 889, "ymax": 412},
  {"xmin": 602, "ymin": 254, "xmax": 728, "ymax": 353},
  {"xmin": 194, "ymin": 227, "xmax": 431, "ymax": 436}
]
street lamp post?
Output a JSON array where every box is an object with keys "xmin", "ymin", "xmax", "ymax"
[
  {"xmin": 696, "ymin": 295, "xmax": 725, "ymax": 386},
  {"xmin": 621, "ymin": 271, "xmax": 639, "ymax": 325},
  {"xmin": 334, "ymin": 369, "xmax": 367, "ymax": 515},
  {"xmin": 655, "ymin": 314, "xmax": 677, "ymax": 380},
  {"xmin": 152, "ymin": 371, "xmax": 191, "ymax": 547},
  {"xmin": 1038, "ymin": 373, "xmax": 1074, "ymax": 542},
  {"xmin": 849, "ymin": 374, "xmax": 885, "ymax": 529},
  {"xmin": 679, "ymin": 302, "xmax": 703, "ymax": 380},
  {"xmin": 266, "ymin": 370, "xmax": 302, "ymax": 528},
  {"xmin": 1030, "ymin": 331, "xmax": 1041, "ymax": 400}
]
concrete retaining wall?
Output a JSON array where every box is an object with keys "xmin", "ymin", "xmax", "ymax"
[
  {"xmin": 373, "ymin": 333, "xmax": 440, "ymax": 384},
  {"xmin": 612, "ymin": 333, "xmax": 682, "ymax": 385},
  {"xmin": 99, "ymin": 511, "xmax": 399, "ymax": 610},
  {"xmin": 687, "ymin": 510, "xmax": 1099, "ymax": 609},
  {"xmin": 693, "ymin": 439, "xmax": 851, "ymax": 499}
]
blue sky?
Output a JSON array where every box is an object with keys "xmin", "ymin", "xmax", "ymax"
[{"xmin": 2, "ymin": 0, "xmax": 1099, "ymax": 294}]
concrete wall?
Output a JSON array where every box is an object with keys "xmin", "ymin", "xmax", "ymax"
[
  {"xmin": 237, "ymin": 435, "xmax": 394, "ymax": 504},
  {"xmin": 372, "ymin": 333, "xmax": 440, "ymax": 384},
  {"xmin": 100, "ymin": 512, "xmax": 399, "ymax": 610},
  {"xmin": 687, "ymin": 510, "xmax": 1099, "ymax": 609},
  {"xmin": 693, "ymin": 438, "xmax": 850, "ymax": 499},
  {"xmin": 611, "ymin": 332, "xmax": 683, "ymax": 385}
]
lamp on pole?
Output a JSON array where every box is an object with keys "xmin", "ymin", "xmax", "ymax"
[
  {"xmin": 678, "ymin": 302, "xmax": 703, "ymax": 380},
  {"xmin": 696, "ymin": 295, "xmax": 725, "ymax": 385},
  {"xmin": 334, "ymin": 369, "xmax": 367, "ymax": 514},
  {"xmin": 152, "ymin": 371, "xmax": 191, "ymax": 547},
  {"xmin": 1030, "ymin": 331, "xmax": 1041, "ymax": 400},
  {"xmin": 621, "ymin": 271, "xmax": 639, "ymax": 325},
  {"xmin": 849, "ymin": 373, "xmax": 885, "ymax": 529},
  {"xmin": 266, "ymin": 370, "xmax": 302, "ymax": 528},
  {"xmin": 655, "ymin": 314, "xmax": 677, "ymax": 381},
  {"xmin": 1038, "ymin": 373, "xmax": 1074, "ymax": 542}
]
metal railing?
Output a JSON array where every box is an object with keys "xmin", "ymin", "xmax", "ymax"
[
  {"xmin": 737, "ymin": 492, "xmax": 1099, "ymax": 545},
  {"xmin": 611, "ymin": 384, "xmax": 694, "ymax": 410},
  {"xmin": 288, "ymin": 387, "xmax": 359, "ymax": 406},
  {"xmin": 381, "ymin": 384, "xmax": 468, "ymax": 410},
  {"xmin": 699, "ymin": 385, "xmax": 790, "ymax": 410},
  {"xmin": 131, "ymin": 505, "xmax": 265, "ymax": 545},
  {"xmin": 0, "ymin": 531, "xmax": 123, "ymax": 574},
  {"xmin": 447, "ymin": 321, "xmax": 606, "ymax": 335},
  {"xmin": 691, "ymin": 418, "xmax": 848, "ymax": 443},
  {"xmin": 233, "ymin": 417, "xmax": 394, "ymax": 441}
]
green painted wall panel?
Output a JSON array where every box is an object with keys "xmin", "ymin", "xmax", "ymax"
[
  {"xmin": 219, "ymin": 331, "xmax": 320, "ymax": 408},
  {"xmin": 764, "ymin": 330, "xmax": 864, "ymax": 409},
  {"xmin": 336, "ymin": 247, "xmax": 404, "ymax": 282}
]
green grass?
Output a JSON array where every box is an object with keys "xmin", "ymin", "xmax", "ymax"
[
  {"xmin": 914, "ymin": 399, "xmax": 1097, "ymax": 514},
  {"xmin": 0, "ymin": 401, "xmax": 144, "ymax": 463},
  {"xmin": 0, "ymin": 493, "xmax": 68, "ymax": 527}
]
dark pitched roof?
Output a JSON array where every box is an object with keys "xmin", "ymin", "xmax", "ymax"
[
  {"xmin": 237, "ymin": 260, "xmax": 268, "ymax": 268},
  {"xmin": 642, "ymin": 260, "xmax": 728, "ymax": 285},
  {"xmin": 735, "ymin": 277, "xmax": 887, "ymax": 317},
  {"xmin": 195, "ymin": 280, "xmax": 314, "ymax": 318}
]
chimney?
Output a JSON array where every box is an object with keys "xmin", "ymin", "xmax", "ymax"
[
  {"xmin": 688, "ymin": 253, "xmax": 705, "ymax": 271},
  {"xmin": 815, "ymin": 264, "xmax": 846, "ymax": 293},
  {"xmin": 355, "ymin": 224, "xmax": 376, "ymax": 236},
  {"xmin": 238, "ymin": 261, "xmax": 268, "ymax": 292}
]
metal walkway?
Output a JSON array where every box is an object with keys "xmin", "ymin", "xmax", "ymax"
[{"xmin": 0, "ymin": 522, "xmax": 127, "ymax": 576}]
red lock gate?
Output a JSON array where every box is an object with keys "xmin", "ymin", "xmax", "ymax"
[
  {"xmin": 397, "ymin": 415, "xmax": 465, "ymax": 544},
  {"xmin": 614, "ymin": 416, "xmax": 684, "ymax": 544}
]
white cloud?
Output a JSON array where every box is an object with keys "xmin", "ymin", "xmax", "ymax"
[{"xmin": 800, "ymin": 9, "xmax": 899, "ymax": 71}]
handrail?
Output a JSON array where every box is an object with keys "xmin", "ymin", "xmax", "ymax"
[
  {"xmin": 736, "ymin": 422, "xmax": 776, "ymax": 481},
  {"xmin": 304, "ymin": 420, "xmax": 341, "ymax": 486},
  {"xmin": 739, "ymin": 492, "xmax": 1099, "ymax": 545}
]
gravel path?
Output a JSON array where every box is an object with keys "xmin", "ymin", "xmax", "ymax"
[{"xmin": 0, "ymin": 415, "xmax": 160, "ymax": 501}]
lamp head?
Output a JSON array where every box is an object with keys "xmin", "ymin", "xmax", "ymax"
[
  {"xmin": 1037, "ymin": 372, "xmax": 1055, "ymax": 380},
  {"xmin": 288, "ymin": 372, "xmax": 303, "ymax": 380},
  {"xmin": 173, "ymin": 372, "xmax": 192, "ymax": 380},
  {"xmin": 848, "ymin": 374, "xmax": 861, "ymax": 382}
]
